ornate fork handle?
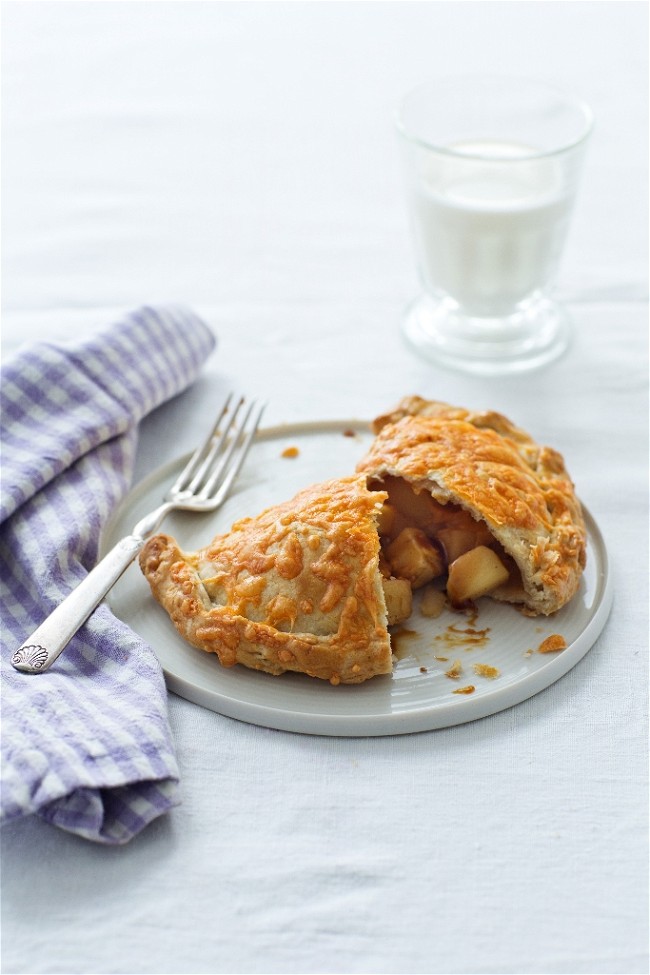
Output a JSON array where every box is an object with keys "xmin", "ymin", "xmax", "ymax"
[
  {"xmin": 11, "ymin": 502, "xmax": 173, "ymax": 674},
  {"xmin": 12, "ymin": 534, "xmax": 147, "ymax": 673}
]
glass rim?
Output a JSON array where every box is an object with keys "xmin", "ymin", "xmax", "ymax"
[{"xmin": 394, "ymin": 75, "xmax": 594, "ymax": 162}]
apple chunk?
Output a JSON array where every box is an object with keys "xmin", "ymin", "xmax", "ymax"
[
  {"xmin": 419, "ymin": 585, "xmax": 446, "ymax": 618},
  {"xmin": 381, "ymin": 577, "xmax": 413, "ymax": 626},
  {"xmin": 383, "ymin": 477, "xmax": 446, "ymax": 534},
  {"xmin": 385, "ymin": 527, "xmax": 444, "ymax": 589},
  {"xmin": 446, "ymin": 545, "xmax": 510, "ymax": 605},
  {"xmin": 436, "ymin": 527, "xmax": 478, "ymax": 564}
]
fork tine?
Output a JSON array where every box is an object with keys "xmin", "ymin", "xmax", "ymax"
[
  {"xmin": 186, "ymin": 395, "xmax": 246, "ymax": 495},
  {"xmin": 200, "ymin": 399, "xmax": 266, "ymax": 502},
  {"xmin": 169, "ymin": 392, "xmax": 234, "ymax": 495}
]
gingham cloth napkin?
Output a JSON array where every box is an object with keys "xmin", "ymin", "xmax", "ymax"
[{"xmin": 0, "ymin": 306, "xmax": 216, "ymax": 844}]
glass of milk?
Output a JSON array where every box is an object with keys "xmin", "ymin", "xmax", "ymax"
[{"xmin": 396, "ymin": 77, "xmax": 593, "ymax": 374}]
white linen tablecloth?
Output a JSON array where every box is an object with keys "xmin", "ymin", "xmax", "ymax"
[{"xmin": 1, "ymin": 3, "xmax": 647, "ymax": 974}]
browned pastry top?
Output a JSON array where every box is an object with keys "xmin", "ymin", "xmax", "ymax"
[
  {"xmin": 358, "ymin": 396, "xmax": 587, "ymax": 615},
  {"xmin": 139, "ymin": 474, "xmax": 392, "ymax": 684}
]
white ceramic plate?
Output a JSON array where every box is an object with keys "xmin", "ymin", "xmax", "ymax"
[{"xmin": 103, "ymin": 420, "xmax": 613, "ymax": 737}]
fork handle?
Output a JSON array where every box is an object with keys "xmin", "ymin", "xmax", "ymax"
[{"xmin": 11, "ymin": 534, "xmax": 146, "ymax": 674}]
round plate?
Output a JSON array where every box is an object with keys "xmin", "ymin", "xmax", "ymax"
[{"xmin": 103, "ymin": 420, "xmax": 613, "ymax": 736}]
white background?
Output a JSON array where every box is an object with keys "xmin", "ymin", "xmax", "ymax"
[{"xmin": 2, "ymin": 3, "xmax": 648, "ymax": 974}]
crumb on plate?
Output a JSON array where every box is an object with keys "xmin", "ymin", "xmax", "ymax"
[
  {"xmin": 444, "ymin": 659, "xmax": 463, "ymax": 680},
  {"xmin": 538, "ymin": 634, "xmax": 567, "ymax": 653},
  {"xmin": 473, "ymin": 663, "xmax": 500, "ymax": 679}
]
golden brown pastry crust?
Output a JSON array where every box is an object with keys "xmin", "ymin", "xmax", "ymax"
[
  {"xmin": 139, "ymin": 475, "xmax": 392, "ymax": 684},
  {"xmin": 357, "ymin": 396, "xmax": 587, "ymax": 615}
]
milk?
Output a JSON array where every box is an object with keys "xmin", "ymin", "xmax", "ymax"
[{"xmin": 409, "ymin": 141, "xmax": 573, "ymax": 318}]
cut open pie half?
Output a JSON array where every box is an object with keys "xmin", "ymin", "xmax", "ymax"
[
  {"xmin": 357, "ymin": 396, "xmax": 587, "ymax": 618},
  {"xmin": 139, "ymin": 396, "xmax": 587, "ymax": 684}
]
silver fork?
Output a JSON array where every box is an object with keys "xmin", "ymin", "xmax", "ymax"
[{"xmin": 11, "ymin": 394, "xmax": 265, "ymax": 674}]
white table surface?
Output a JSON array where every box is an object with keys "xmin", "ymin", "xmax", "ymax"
[{"xmin": 1, "ymin": 3, "xmax": 648, "ymax": 974}]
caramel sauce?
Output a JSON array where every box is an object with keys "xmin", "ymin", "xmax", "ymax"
[
  {"xmin": 433, "ymin": 612, "xmax": 491, "ymax": 651},
  {"xmin": 390, "ymin": 626, "xmax": 419, "ymax": 660}
]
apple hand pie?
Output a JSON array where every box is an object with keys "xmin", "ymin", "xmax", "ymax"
[
  {"xmin": 140, "ymin": 396, "xmax": 586, "ymax": 684},
  {"xmin": 357, "ymin": 396, "xmax": 587, "ymax": 616},
  {"xmin": 139, "ymin": 475, "xmax": 395, "ymax": 685}
]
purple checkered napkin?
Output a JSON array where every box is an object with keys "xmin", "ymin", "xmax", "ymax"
[{"xmin": 1, "ymin": 306, "xmax": 216, "ymax": 844}]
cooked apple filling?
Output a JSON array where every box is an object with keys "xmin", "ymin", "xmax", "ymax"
[{"xmin": 375, "ymin": 476, "xmax": 523, "ymax": 626}]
